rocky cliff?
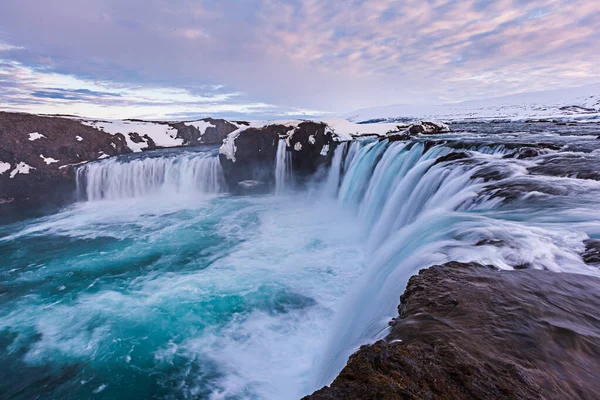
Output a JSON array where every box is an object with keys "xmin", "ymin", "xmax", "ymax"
[{"xmin": 307, "ymin": 262, "xmax": 600, "ymax": 400}]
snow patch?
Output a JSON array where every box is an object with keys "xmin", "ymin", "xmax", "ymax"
[
  {"xmin": 98, "ymin": 152, "xmax": 110, "ymax": 160},
  {"xmin": 40, "ymin": 155, "xmax": 59, "ymax": 165},
  {"xmin": 294, "ymin": 142, "xmax": 303, "ymax": 151},
  {"xmin": 308, "ymin": 135, "xmax": 316, "ymax": 145},
  {"xmin": 0, "ymin": 162, "xmax": 10, "ymax": 175},
  {"xmin": 80, "ymin": 120, "xmax": 182, "ymax": 152},
  {"xmin": 28, "ymin": 132, "xmax": 46, "ymax": 141},
  {"xmin": 9, "ymin": 162, "xmax": 35, "ymax": 178},
  {"xmin": 76, "ymin": 136, "xmax": 83, "ymax": 142},
  {"xmin": 321, "ymin": 117, "xmax": 404, "ymax": 141},
  {"xmin": 185, "ymin": 120, "xmax": 216, "ymax": 138},
  {"xmin": 320, "ymin": 144, "xmax": 330, "ymax": 156}
]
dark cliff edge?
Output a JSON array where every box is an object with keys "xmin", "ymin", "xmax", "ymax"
[{"xmin": 306, "ymin": 262, "xmax": 600, "ymax": 400}]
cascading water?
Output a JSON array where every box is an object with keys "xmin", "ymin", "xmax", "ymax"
[
  {"xmin": 275, "ymin": 139, "xmax": 293, "ymax": 194},
  {"xmin": 2, "ymin": 123, "xmax": 600, "ymax": 399},
  {"xmin": 310, "ymin": 133, "xmax": 600, "ymax": 388},
  {"xmin": 76, "ymin": 150, "xmax": 225, "ymax": 201}
]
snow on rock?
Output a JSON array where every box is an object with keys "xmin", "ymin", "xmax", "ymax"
[
  {"xmin": 219, "ymin": 120, "xmax": 300, "ymax": 162},
  {"xmin": 320, "ymin": 144, "xmax": 330, "ymax": 156},
  {"xmin": 294, "ymin": 142, "xmax": 303, "ymax": 151},
  {"xmin": 320, "ymin": 117, "xmax": 404, "ymax": 141},
  {"xmin": 98, "ymin": 152, "xmax": 110, "ymax": 160},
  {"xmin": 219, "ymin": 129, "xmax": 241, "ymax": 162},
  {"xmin": 185, "ymin": 120, "xmax": 216, "ymax": 138},
  {"xmin": 0, "ymin": 162, "xmax": 11, "ymax": 175},
  {"xmin": 80, "ymin": 120, "xmax": 183, "ymax": 152},
  {"xmin": 40, "ymin": 155, "xmax": 59, "ymax": 165},
  {"xmin": 28, "ymin": 132, "xmax": 46, "ymax": 141},
  {"xmin": 308, "ymin": 135, "xmax": 316, "ymax": 145},
  {"xmin": 76, "ymin": 136, "xmax": 83, "ymax": 141},
  {"xmin": 9, "ymin": 162, "xmax": 35, "ymax": 178}
]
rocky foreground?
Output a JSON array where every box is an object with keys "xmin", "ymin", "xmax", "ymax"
[{"xmin": 306, "ymin": 262, "xmax": 600, "ymax": 400}]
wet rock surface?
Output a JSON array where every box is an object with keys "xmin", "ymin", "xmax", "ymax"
[
  {"xmin": 306, "ymin": 262, "xmax": 600, "ymax": 400},
  {"xmin": 433, "ymin": 152, "xmax": 469, "ymax": 166},
  {"xmin": 583, "ymin": 240, "xmax": 600, "ymax": 264}
]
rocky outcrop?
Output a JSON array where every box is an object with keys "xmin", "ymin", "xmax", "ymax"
[
  {"xmin": 287, "ymin": 122, "xmax": 332, "ymax": 175},
  {"xmin": 433, "ymin": 152, "xmax": 469, "ymax": 166},
  {"xmin": 218, "ymin": 126, "xmax": 281, "ymax": 191},
  {"xmin": 386, "ymin": 121, "xmax": 450, "ymax": 142},
  {"xmin": 583, "ymin": 239, "xmax": 600, "ymax": 264},
  {"xmin": 0, "ymin": 112, "xmax": 131, "ymax": 219},
  {"xmin": 218, "ymin": 121, "xmax": 332, "ymax": 190},
  {"xmin": 307, "ymin": 262, "xmax": 600, "ymax": 400},
  {"xmin": 408, "ymin": 121, "xmax": 450, "ymax": 135},
  {"xmin": 171, "ymin": 118, "xmax": 238, "ymax": 145}
]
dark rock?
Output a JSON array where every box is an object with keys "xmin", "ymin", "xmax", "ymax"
[
  {"xmin": 528, "ymin": 154, "xmax": 600, "ymax": 181},
  {"xmin": 306, "ymin": 262, "xmax": 600, "ymax": 400},
  {"xmin": 504, "ymin": 147, "xmax": 542, "ymax": 159},
  {"xmin": 386, "ymin": 133, "xmax": 412, "ymax": 142},
  {"xmin": 433, "ymin": 152, "xmax": 469, "ymax": 166},
  {"xmin": 0, "ymin": 112, "xmax": 131, "ymax": 220},
  {"xmin": 218, "ymin": 127, "xmax": 280, "ymax": 190},
  {"xmin": 475, "ymin": 239, "xmax": 504, "ymax": 247},
  {"xmin": 287, "ymin": 122, "xmax": 332, "ymax": 176},
  {"xmin": 583, "ymin": 239, "xmax": 600, "ymax": 264},
  {"xmin": 128, "ymin": 132, "xmax": 157, "ymax": 150},
  {"xmin": 409, "ymin": 121, "xmax": 450, "ymax": 135},
  {"xmin": 170, "ymin": 118, "xmax": 238, "ymax": 145}
]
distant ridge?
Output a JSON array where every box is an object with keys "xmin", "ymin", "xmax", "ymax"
[{"xmin": 345, "ymin": 83, "xmax": 600, "ymax": 123}]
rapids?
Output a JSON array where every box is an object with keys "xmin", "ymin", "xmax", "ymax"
[{"xmin": 1, "ymin": 122, "xmax": 600, "ymax": 399}]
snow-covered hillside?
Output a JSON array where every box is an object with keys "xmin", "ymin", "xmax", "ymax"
[{"xmin": 346, "ymin": 83, "xmax": 600, "ymax": 123}]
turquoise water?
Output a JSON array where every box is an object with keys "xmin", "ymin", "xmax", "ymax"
[{"xmin": 0, "ymin": 192, "xmax": 364, "ymax": 399}]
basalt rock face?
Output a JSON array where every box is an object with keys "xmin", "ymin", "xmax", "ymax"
[
  {"xmin": 171, "ymin": 118, "xmax": 238, "ymax": 145},
  {"xmin": 218, "ymin": 127, "xmax": 280, "ymax": 192},
  {"xmin": 0, "ymin": 112, "xmax": 131, "ymax": 220},
  {"xmin": 307, "ymin": 262, "xmax": 600, "ymax": 400},
  {"xmin": 287, "ymin": 122, "xmax": 332, "ymax": 176}
]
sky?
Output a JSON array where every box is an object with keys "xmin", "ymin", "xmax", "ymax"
[{"xmin": 1, "ymin": 0, "xmax": 599, "ymax": 120}]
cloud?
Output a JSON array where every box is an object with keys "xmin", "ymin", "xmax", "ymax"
[
  {"xmin": 0, "ymin": 0, "xmax": 599, "ymax": 117},
  {"xmin": 0, "ymin": 41, "xmax": 23, "ymax": 52}
]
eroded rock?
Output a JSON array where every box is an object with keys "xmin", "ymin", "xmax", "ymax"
[
  {"xmin": 287, "ymin": 122, "xmax": 332, "ymax": 175},
  {"xmin": 219, "ymin": 127, "xmax": 280, "ymax": 190},
  {"xmin": 307, "ymin": 262, "xmax": 600, "ymax": 400}
]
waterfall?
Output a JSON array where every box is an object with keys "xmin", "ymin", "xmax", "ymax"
[
  {"xmin": 274, "ymin": 139, "xmax": 292, "ymax": 194},
  {"xmin": 76, "ymin": 151, "xmax": 225, "ymax": 201},
  {"xmin": 310, "ymin": 138, "xmax": 534, "ymax": 388},
  {"xmin": 322, "ymin": 141, "xmax": 348, "ymax": 197}
]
